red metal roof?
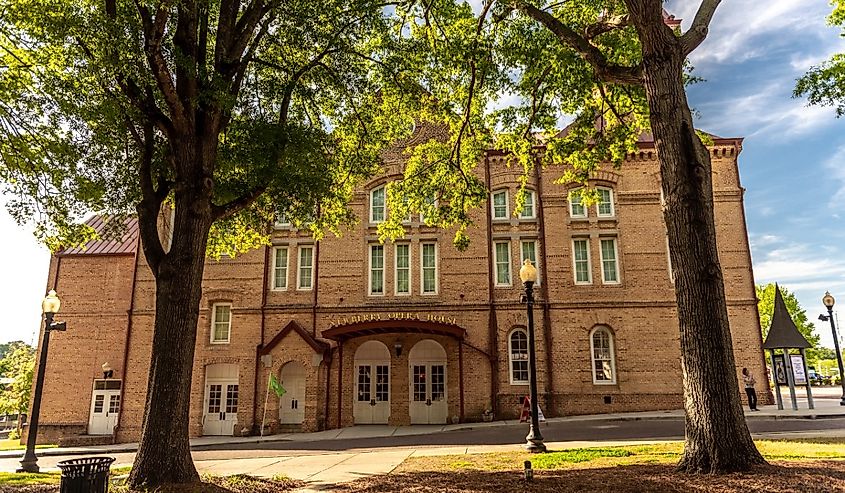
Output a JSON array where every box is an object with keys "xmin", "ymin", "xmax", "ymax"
[{"xmin": 57, "ymin": 216, "xmax": 139, "ymax": 256}]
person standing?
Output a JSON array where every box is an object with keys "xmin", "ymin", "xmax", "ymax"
[{"xmin": 742, "ymin": 368, "xmax": 759, "ymax": 411}]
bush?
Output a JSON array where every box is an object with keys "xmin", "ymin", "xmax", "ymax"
[{"xmin": 8, "ymin": 429, "xmax": 19, "ymax": 440}]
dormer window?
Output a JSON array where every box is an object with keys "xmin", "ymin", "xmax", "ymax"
[
  {"xmin": 370, "ymin": 186, "xmax": 385, "ymax": 223},
  {"xmin": 492, "ymin": 190, "xmax": 509, "ymax": 220}
]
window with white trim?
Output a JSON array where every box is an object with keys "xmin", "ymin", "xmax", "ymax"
[
  {"xmin": 572, "ymin": 238, "xmax": 591, "ymax": 284},
  {"xmin": 509, "ymin": 329, "xmax": 529, "ymax": 385},
  {"xmin": 599, "ymin": 238, "xmax": 619, "ymax": 284},
  {"xmin": 520, "ymin": 240, "xmax": 539, "ymax": 285},
  {"xmin": 274, "ymin": 212, "xmax": 291, "ymax": 229},
  {"xmin": 395, "ymin": 243, "xmax": 411, "ymax": 295},
  {"xmin": 211, "ymin": 304, "xmax": 232, "ymax": 344},
  {"xmin": 369, "ymin": 244, "xmax": 384, "ymax": 295},
  {"xmin": 597, "ymin": 188, "xmax": 615, "ymax": 217},
  {"xmin": 494, "ymin": 241, "xmax": 511, "ymax": 286},
  {"xmin": 370, "ymin": 186, "xmax": 385, "ymax": 223},
  {"xmin": 519, "ymin": 190, "xmax": 535, "ymax": 219},
  {"xmin": 272, "ymin": 246, "xmax": 288, "ymax": 290},
  {"xmin": 590, "ymin": 326, "xmax": 616, "ymax": 384},
  {"xmin": 421, "ymin": 242, "xmax": 438, "ymax": 294},
  {"xmin": 569, "ymin": 189, "xmax": 586, "ymax": 218},
  {"xmin": 298, "ymin": 246, "xmax": 314, "ymax": 290},
  {"xmin": 492, "ymin": 190, "xmax": 509, "ymax": 219}
]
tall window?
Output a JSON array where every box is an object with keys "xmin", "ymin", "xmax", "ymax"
[
  {"xmin": 597, "ymin": 188, "xmax": 615, "ymax": 217},
  {"xmin": 421, "ymin": 242, "xmax": 438, "ymax": 294},
  {"xmin": 520, "ymin": 240, "xmax": 539, "ymax": 285},
  {"xmin": 509, "ymin": 329, "xmax": 529, "ymax": 384},
  {"xmin": 590, "ymin": 326, "xmax": 616, "ymax": 384},
  {"xmin": 369, "ymin": 244, "xmax": 384, "ymax": 295},
  {"xmin": 572, "ymin": 239, "xmax": 591, "ymax": 284},
  {"xmin": 272, "ymin": 246, "xmax": 288, "ymax": 290},
  {"xmin": 519, "ymin": 190, "xmax": 535, "ymax": 219},
  {"xmin": 600, "ymin": 238, "xmax": 619, "ymax": 284},
  {"xmin": 211, "ymin": 304, "xmax": 232, "ymax": 344},
  {"xmin": 494, "ymin": 241, "xmax": 511, "ymax": 286},
  {"xmin": 395, "ymin": 244, "xmax": 410, "ymax": 295},
  {"xmin": 298, "ymin": 246, "xmax": 314, "ymax": 290},
  {"xmin": 492, "ymin": 190, "xmax": 508, "ymax": 219},
  {"xmin": 420, "ymin": 193, "xmax": 437, "ymax": 225},
  {"xmin": 370, "ymin": 186, "xmax": 385, "ymax": 223},
  {"xmin": 569, "ymin": 189, "xmax": 586, "ymax": 218}
]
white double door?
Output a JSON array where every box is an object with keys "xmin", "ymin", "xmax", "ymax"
[
  {"xmin": 409, "ymin": 362, "xmax": 447, "ymax": 424},
  {"xmin": 88, "ymin": 385, "xmax": 121, "ymax": 435},
  {"xmin": 354, "ymin": 362, "xmax": 391, "ymax": 424},
  {"xmin": 203, "ymin": 381, "xmax": 239, "ymax": 435},
  {"xmin": 279, "ymin": 362, "xmax": 306, "ymax": 425}
]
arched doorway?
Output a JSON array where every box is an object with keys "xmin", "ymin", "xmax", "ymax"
[
  {"xmin": 408, "ymin": 339, "xmax": 447, "ymax": 424},
  {"xmin": 203, "ymin": 363, "xmax": 239, "ymax": 436},
  {"xmin": 353, "ymin": 341, "xmax": 391, "ymax": 424},
  {"xmin": 279, "ymin": 361, "xmax": 306, "ymax": 424}
]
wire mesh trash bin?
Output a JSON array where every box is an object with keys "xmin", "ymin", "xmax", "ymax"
[{"xmin": 57, "ymin": 457, "xmax": 115, "ymax": 493}]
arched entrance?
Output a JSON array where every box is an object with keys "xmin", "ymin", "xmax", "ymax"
[
  {"xmin": 408, "ymin": 339, "xmax": 447, "ymax": 424},
  {"xmin": 353, "ymin": 341, "xmax": 391, "ymax": 424},
  {"xmin": 203, "ymin": 363, "xmax": 239, "ymax": 436},
  {"xmin": 279, "ymin": 361, "xmax": 306, "ymax": 424}
]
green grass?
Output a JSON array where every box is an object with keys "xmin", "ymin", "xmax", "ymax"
[
  {"xmin": 0, "ymin": 439, "xmax": 57, "ymax": 451},
  {"xmin": 529, "ymin": 448, "xmax": 632, "ymax": 468},
  {"xmin": 0, "ymin": 471, "xmax": 61, "ymax": 486}
]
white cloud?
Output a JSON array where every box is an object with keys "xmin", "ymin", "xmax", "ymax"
[
  {"xmin": 749, "ymin": 233, "xmax": 782, "ymax": 248},
  {"xmin": 823, "ymin": 145, "xmax": 845, "ymax": 206}
]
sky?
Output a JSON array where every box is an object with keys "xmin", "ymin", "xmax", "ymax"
[{"xmin": 2, "ymin": 0, "xmax": 845, "ymax": 348}]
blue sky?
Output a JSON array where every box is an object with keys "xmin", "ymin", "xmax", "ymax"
[{"xmin": 2, "ymin": 0, "xmax": 845, "ymax": 348}]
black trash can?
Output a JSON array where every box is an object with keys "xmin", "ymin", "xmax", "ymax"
[{"xmin": 56, "ymin": 457, "xmax": 115, "ymax": 493}]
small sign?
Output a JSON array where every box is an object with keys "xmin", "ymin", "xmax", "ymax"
[
  {"xmin": 790, "ymin": 354, "xmax": 807, "ymax": 385},
  {"xmin": 519, "ymin": 396, "xmax": 546, "ymax": 423},
  {"xmin": 774, "ymin": 354, "xmax": 787, "ymax": 385}
]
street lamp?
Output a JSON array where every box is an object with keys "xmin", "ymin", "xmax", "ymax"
[
  {"xmin": 820, "ymin": 292, "xmax": 845, "ymax": 406},
  {"xmin": 18, "ymin": 290, "xmax": 67, "ymax": 473},
  {"xmin": 519, "ymin": 259, "xmax": 546, "ymax": 453}
]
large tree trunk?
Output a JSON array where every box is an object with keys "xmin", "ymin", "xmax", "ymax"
[
  {"xmin": 631, "ymin": 4, "xmax": 766, "ymax": 474},
  {"xmin": 128, "ymin": 151, "xmax": 214, "ymax": 488}
]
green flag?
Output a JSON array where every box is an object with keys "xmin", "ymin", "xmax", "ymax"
[{"xmin": 269, "ymin": 374, "xmax": 286, "ymax": 398}]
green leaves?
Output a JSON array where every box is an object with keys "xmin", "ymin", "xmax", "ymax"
[
  {"xmin": 0, "ymin": 342, "xmax": 34, "ymax": 416},
  {"xmin": 795, "ymin": 1, "xmax": 845, "ymax": 117}
]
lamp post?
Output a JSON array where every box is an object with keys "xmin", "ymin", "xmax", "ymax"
[
  {"xmin": 18, "ymin": 290, "xmax": 66, "ymax": 473},
  {"xmin": 821, "ymin": 292, "xmax": 845, "ymax": 406},
  {"xmin": 519, "ymin": 259, "xmax": 546, "ymax": 453}
]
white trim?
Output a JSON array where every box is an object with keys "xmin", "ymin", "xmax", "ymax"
[
  {"xmin": 368, "ymin": 244, "xmax": 385, "ymax": 296},
  {"xmin": 572, "ymin": 238, "xmax": 592, "ymax": 285},
  {"xmin": 370, "ymin": 186, "xmax": 386, "ymax": 224},
  {"xmin": 210, "ymin": 303, "xmax": 232, "ymax": 344},
  {"xmin": 297, "ymin": 245, "xmax": 314, "ymax": 290},
  {"xmin": 569, "ymin": 189, "xmax": 587, "ymax": 218},
  {"xmin": 491, "ymin": 189, "xmax": 509, "ymax": 220},
  {"xmin": 508, "ymin": 328, "xmax": 529, "ymax": 385},
  {"xmin": 394, "ymin": 243, "xmax": 412, "ymax": 296},
  {"xmin": 520, "ymin": 240, "xmax": 540, "ymax": 286},
  {"xmin": 271, "ymin": 246, "xmax": 289, "ymax": 291},
  {"xmin": 420, "ymin": 242, "xmax": 439, "ymax": 295},
  {"xmin": 596, "ymin": 187, "xmax": 615, "ymax": 218},
  {"xmin": 518, "ymin": 190, "xmax": 536, "ymax": 219},
  {"xmin": 599, "ymin": 237, "xmax": 620, "ymax": 285},
  {"xmin": 589, "ymin": 326, "xmax": 617, "ymax": 385},
  {"xmin": 494, "ymin": 241, "xmax": 512, "ymax": 287}
]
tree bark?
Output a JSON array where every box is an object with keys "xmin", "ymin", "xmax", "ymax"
[
  {"xmin": 127, "ymin": 143, "xmax": 215, "ymax": 488},
  {"xmin": 629, "ymin": 2, "xmax": 766, "ymax": 474}
]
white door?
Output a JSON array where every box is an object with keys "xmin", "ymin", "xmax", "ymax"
[
  {"xmin": 279, "ymin": 362, "xmax": 306, "ymax": 424},
  {"xmin": 203, "ymin": 364, "xmax": 239, "ymax": 436},
  {"xmin": 88, "ymin": 381, "xmax": 121, "ymax": 435},
  {"xmin": 353, "ymin": 341, "xmax": 391, "ymax": 424},
  {"xmin": 409, "ymin": 340, "xmax": 448, "ymax": 424}
]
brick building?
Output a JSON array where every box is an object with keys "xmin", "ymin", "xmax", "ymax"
[{"xmin": 30, "ymin": 128, "xmax": 769, "ymax": 445}]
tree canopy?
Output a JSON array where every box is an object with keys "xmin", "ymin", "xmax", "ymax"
[
  {"xmin": 795, "ymin": 0, "xmax": 845, "ymax": 115},
  {"xmin": 0, "ymin": 342, "xmax": 34, "ymax": 416}
]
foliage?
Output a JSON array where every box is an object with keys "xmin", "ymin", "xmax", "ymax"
[
  {"xmin": 756, "ymin": 283, "xmax": 820, "ymax": 347},
  {"xmin": 0, "ymin": 342, "xmax": 34, "ymax": 415},
  {"xmin": 795, "ymin": 0, "xmax": 845, "ymax": 115}
]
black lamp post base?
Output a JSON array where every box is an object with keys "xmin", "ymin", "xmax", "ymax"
[
  {"xmin": 17, "ymin": 458, "xmax": 39, "ymax": 473},
  {"xmin": 839, "ymin": 396, "xmax": 845, "ymax": 406},
  {"xmin": 525, "ymin": 438, "xmax": 547, "ymax": 453}
]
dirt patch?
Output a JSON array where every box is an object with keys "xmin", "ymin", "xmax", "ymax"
[
  {"xmin": 0, "ymin": 475, "xmax": 302, "ymax": 493},
  {"xmin": 335, "ymin": 460, "xmax": 845, "ymax": 492}
]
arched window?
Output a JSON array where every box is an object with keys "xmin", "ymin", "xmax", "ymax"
[
  {"xmin": 509, "ymin": 329, "xmax": 529, "ymax": 385},
  {"xmin": 590, "ymin": 326, "xmax": 616, "ymax": 384}
]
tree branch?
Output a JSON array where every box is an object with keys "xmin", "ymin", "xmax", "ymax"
[
  {"xmin": 584, "ymin": 14, "xmax": 630, "ymax": 40},
  {"xmin": 211, "ymin": 185, "xmax": 267, "ymax": 220},
  {"xmin": 136, "ymin": 122, "xmax": 166, "ymax": 272},
  {"xmin": 680, "ymin": 0, "xmax": 722, "ymax": 56}
]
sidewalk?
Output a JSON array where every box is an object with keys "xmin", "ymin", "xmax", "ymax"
[{"xmin": 2, "ymin": 390, "xmax": 841, "ymax": 460}]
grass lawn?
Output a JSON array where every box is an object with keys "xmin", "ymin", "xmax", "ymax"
[
  {"xmin": 0, "ymin": 440, "xmax": 56, "ymax": 452},
  {"xmin": 337, "ymin": 438, "xmax": 845, "ymax": 492}
]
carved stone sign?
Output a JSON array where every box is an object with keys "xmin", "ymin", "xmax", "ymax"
[{"xmin": 328, "ymin": 312, "xmax": 458, "ymax": 328}]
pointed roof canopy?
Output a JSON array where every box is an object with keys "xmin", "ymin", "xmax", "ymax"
[{"xmin": 762, "ymin": 284, "xmax": 811, "ymax": 349}]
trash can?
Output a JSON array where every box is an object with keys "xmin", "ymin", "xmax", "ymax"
[{"xmin": 57, "ymin": 457, "xmax": 115, "ymax": 493}]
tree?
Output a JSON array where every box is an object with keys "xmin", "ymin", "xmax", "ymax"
[
  {"xmin": 795, "ymin": 1, "xmax": 845, "ymax": 115},
  {"xmin": 756, "ymin": 283, "xmax": 820, "ymax": 347},
  {"xmin": 0, "ymin": 342, "xmax": 35, "ymax": 417},
  {"xmin": 384, "ymin": 0, "xmax": 764, "ymax": 473},
  {"xmin": 0, "ymin": 0, "xmax": 423, "ymax": 488}
]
